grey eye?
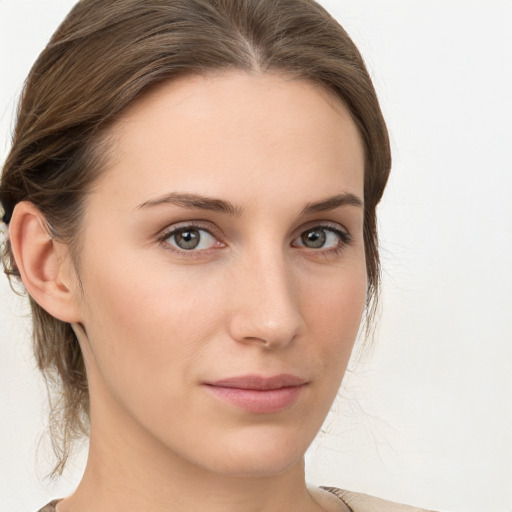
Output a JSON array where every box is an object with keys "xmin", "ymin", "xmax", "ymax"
[
  {"xmin": 166, "ymin": 227, "xmax": 217, "ymax": 251},
  {"xmin": 301, "ymin": 229, "xmax": 327, "ymax": 248},
  {"xmin": 294, "ymin": 227, "xmax": 345, "ymax": 250},
  {"xmin": 174, "ymin": 228, "xmax": 201, "ymax": 250}
]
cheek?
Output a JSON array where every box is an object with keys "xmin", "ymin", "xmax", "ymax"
[
  {"xmin": 300, "ymin": 260, "xmax": 367, "ymax": 374},
  {"xmin": 78, "ymin": 251, "xmax": 225, "ymax": 391},
  {"xmin": 77, "ymin": 258, "xmax": 231, "ymax": 441}
]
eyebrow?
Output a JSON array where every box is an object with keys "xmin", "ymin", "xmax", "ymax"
[
  {"xmin": 300, "ymin": 193, "xmax": 363, "ymax": 215},
  {"xmin": 136, "ymin": 191, "xmax": 363, "ymax": 216},
  {"xmin": 136, "ymin": 192, "xmax": 244, "ymax": 216}
]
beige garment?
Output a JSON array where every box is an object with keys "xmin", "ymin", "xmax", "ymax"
[
  {"xmin": 321, "ymin": 487, "xmax": 437, "ymax": 512},
  {"xmin": 37, "ymin": 501, "xmax": 60, "ymax": 512},
  {"xmin": 38, "ymin": 489, "xmax": 438, "ymax": 512}
]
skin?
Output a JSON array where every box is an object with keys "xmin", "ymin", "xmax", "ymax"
[{"xmin": 12, "ymin": 71, "xmax": 365, "ymax": 512}]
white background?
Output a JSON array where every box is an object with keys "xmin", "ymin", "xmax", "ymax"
[{"xmin": 1, "ymin": 1, "xmax": 511, "ymax": 511}]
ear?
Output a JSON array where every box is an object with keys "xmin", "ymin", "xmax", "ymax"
[{"xmin": 9, "ymin": 201, "xmax": 82, "ymax": 323}]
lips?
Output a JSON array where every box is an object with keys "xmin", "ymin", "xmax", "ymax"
[
  {"xmin": 203, "ymin": 374, "xmax": 307, "ymax": 414},
  {"xmin": 209, "ymin": 374, "xmax": 306, "ymax": 390}
]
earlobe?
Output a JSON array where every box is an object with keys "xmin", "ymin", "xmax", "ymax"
[{"xmin": 9, "ymin": 201, "xmax": 81, "ymax": 323}]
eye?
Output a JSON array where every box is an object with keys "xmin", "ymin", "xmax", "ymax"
[
  {"xmin": 292, "ymin": 226, "xmax": 350, "ymax": 250},
  {"xmin": 162, "ymin": 226, "xmax": 221, "ymax": 252}
]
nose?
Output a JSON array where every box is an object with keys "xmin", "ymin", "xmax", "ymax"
[{"xmin": 227, "ymin": 248, "xmax": 304, "ymax": 349}]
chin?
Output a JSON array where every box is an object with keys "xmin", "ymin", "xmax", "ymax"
[
  {"xmin": 196, "ymin": 423, "xmax": 313, "ymax": 478},
  {"xmin": 210, "ymin": 452, "xmax": 304, "ymax": 479}
]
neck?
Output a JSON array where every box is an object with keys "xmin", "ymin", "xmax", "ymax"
[{"xmin": 62, "ymin": 425, "xmax": 319, "ymax": 512}]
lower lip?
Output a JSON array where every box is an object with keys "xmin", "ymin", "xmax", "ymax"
[{"xmin": 204, "ymin": 385, "xmax": 305, "ymax": 414}]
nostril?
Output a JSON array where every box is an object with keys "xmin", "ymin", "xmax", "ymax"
[
  {"xmin": 226, "ymin": 255, "xmax": 303, "ymax": 347},
  {"xmin": 228, "ymin": 303, "xmax": 302, "ymax": 349}
]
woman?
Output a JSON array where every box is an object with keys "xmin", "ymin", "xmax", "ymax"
[{"xmin": 1, "ymin": 0, "xmax": 436, "ymax": 511}]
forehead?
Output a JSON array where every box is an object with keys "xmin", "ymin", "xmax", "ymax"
[{"xmin": 95, "ymin": 71, "xmax": 364, "ymax": 209}]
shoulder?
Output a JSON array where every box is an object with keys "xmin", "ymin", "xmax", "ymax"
[
  {"xmin": 36, "ymin": 500, "xmax": 61, "ymax": 512},
  {"xmin": 321, "ymin": 487, "xmax": 438, "ymax": 512},
  {"xmin": 37, "ymin": 491, "xmax": 440, "ymax": 512}
]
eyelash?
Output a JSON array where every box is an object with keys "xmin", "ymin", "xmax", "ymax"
[
  {"xmin": 157, "ymin": 222, "xmax": 223, "ymax": 258},
  {"xmin": 157, "ymin": 222, "xmax": 352, "ymax": 257},
  {"xmin": 292, "ymin": 225, "xmax": 352, "ymax": 256}
]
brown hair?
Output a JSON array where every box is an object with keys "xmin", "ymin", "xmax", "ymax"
[{"xmin": 0, "ymin": 0, "xmax": 391, "ymax": 476}]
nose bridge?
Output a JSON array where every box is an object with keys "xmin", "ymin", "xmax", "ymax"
[{"xmin": 228, "ymin": 242, "xmax": 302, "ymax": 348}]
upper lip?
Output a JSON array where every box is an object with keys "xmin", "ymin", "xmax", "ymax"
[{"xmin": 206, "ymin": 374, "xmax": 306, "ymax": 390}]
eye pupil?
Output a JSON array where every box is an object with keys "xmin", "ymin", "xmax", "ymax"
[
  {"xmin": 175, "ymin": 229, "xmax": 200, "ymax": 250},
  {"xmin": 301, "ymin": 229, "xmax": 326, "ymax": 248}
]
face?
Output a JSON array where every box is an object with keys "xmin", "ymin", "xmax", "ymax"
[{"xmin": 72, "ymin": 72, "xmax": 366, "ymax": 477}]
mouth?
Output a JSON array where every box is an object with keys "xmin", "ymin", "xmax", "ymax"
[{"xmin": 203, "ymin": 374, "xmax": 307, "ymax": 414}]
